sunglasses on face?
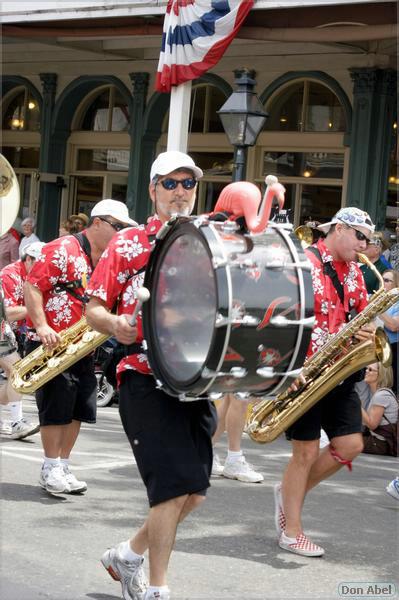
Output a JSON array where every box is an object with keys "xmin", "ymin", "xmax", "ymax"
[
  {"xmin": 98, "ymin": 217, "xmax": 126, "ymax": 232},
  {"xmin": 344, "ymin": 223, "xmax": 370, "ymax": 243},
  {"xmin": 158, "ymin": 177, "xmax": 197, "ymax": 191}
]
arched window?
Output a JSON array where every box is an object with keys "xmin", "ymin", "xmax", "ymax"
[
  {"xmin": 264, "ymin": 80, "xmax": 346, "ymax": 133},
  {"xmin": 75, "ymin": 86, "xmax": 130, "ymax": 132},
  {"xmin": 2, "ymin": 87, "xmax": 40, "ymax": 131}
]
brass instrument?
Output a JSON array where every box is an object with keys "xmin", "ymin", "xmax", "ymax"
[
  {"xmin": 294, "ymin": 225, "xmax": 314, "ymax": 247},
  {"xmin": 11, "ymin": 318, "xmax": 109, "ymax": 394},
  {"xmin": 246, "ymin": 253, "xmax": 398, "ymax": 444},
  {"xmin": 0, "ymin": 154, "xmax": 20, "ymax": 355}
]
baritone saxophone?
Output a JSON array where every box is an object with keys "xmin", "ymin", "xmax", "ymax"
[{"xmin": 246, "ymin": 253, "xmax": 398, "ymax": 444}]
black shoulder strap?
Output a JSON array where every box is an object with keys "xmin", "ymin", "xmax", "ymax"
[
  {"xmin": 73, "ymin": 232, "xmax": 92, "ymax": 267},
  {"xmin": 307, "ymin": 245, "xmax": 345, "ymax": 308}
]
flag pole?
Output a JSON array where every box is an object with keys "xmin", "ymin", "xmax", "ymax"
[{"xmin": 166, "ymin": 81, "xmax": 192, "ymax": 152}]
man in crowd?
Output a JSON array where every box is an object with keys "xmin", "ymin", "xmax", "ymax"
[
  {"xmin": 0, "ymin": 242, "xmax": 44, "ymax": 438},
  {"xmin": 274, "ymin": 207, "xmax": 375, "ymax": 557},
  {"xmin": 24, "ymin": 199, "xmax": 135, "ymax": 495},
  {"xmin": 359, "ymin": 231, "xmax": 391, "ymax": 295},
  {"xmin": 86, "ymin": 151, "xmax": 217, "ymax": 600}
]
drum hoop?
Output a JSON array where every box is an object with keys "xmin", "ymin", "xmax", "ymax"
[{"xmin": 143, "ymin": 219, "xmax": 228, "ymax": 396}]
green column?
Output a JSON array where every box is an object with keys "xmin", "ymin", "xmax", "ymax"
[
  {"xmin": 36, "ymin": 73, "xmax": 60, "ymax": 241},
  {"xmin": 127, "ymin": 72, "xmax": 149, "ymax": 223},
  {"xmin": 347, "ymin": 68, "xmax": 397, "ymax": 228}
]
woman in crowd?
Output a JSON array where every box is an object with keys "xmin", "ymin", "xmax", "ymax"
[
  {"xmin": 361, "ymin": 362, "xmax": 397, "ymax": 456},
  {"xmin": 19, "ymin": 217, "xmax": 40, "ymax": 256}
]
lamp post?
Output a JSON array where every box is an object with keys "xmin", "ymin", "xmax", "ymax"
[{"xmin": 217, "ymin": 68, "xmax": 268, "ymax": 181}]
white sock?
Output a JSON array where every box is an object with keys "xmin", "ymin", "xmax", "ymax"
[
  {"xmin": 60, "ymin": 458, "xmax": 69, "ymax": 468},
  {"xmin": 43, "ymin": 457, "xmax": 60, "ymax": 469},
  {"xmin": 227, "ymin": 450, "xmax": 243, "ymax": 462},
  {"xmin": 118, "ymin": 540, "xmax": 143, "ymax": 562},
  {"xmin": 9, "ymin": 400, "xmax": 23, "ymax": 424},
  {"xmin": 146, "ymin": 586, "xmax": 170, "ymax": 598}
]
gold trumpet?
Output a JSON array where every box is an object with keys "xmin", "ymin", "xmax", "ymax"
[{"xmin": 246, "ymin": 254, "xmax": 397, "ymax": 444}]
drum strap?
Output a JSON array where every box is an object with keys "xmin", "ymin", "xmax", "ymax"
[{"xmin": 53, "ymin": 233, "xmax": 92, "ymax": 304}]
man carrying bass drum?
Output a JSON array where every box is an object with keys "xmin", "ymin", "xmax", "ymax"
[
  {"xmin": 86, "ymin": 151, "xmax": 217, "ymax": 600},
  {"xmin": 24, "ymin": 200, "xmax": 135, "ymax": 495},
  {"xmin": 274, "ymin": 207, "xmax": 376, "ymax": 557}
]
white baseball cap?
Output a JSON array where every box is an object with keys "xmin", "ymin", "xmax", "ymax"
[
  {"xmin": 150, "ymin": 151, "xmax": 203, "ymax": 182},
  {"xmin": 22, "ymin": 241, "xmax": 45, "ymax": 260},
  {"xmin": 317, "ymin": 207, "xmax": 375, "ymax": 235},
  {"xmin": 91, "ymin": 199, "xmax": 137, "ymax": 226}
]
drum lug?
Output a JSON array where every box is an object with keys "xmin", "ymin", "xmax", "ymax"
[
  {"xmin": 212, "ymin": 257, "xmax": 228, "ymax": 269},
  {"xmin": 283, "ymin": 261, "xmax": 312, "ymax": 270},
  {"xmin": 256, "ymin": 367, "xmax": 275, "ymax": 378},
  {"xmin": 269, "ymin": 316, "xmax": 315, "ymax": 328},
  {"xmin": 209, "ymin": 392, "xmax": 224, "ymax": 401},
  {"xmin": 229, "ymin": 367, "xmax": 247, "ymax": 378},
  {"xmin": 155, "ymin": 379, "xmax": 164, "ymax": 389},
  {"xmin": 235, "ymin": 392, "xmax": 251, "ymax": 400},
  {"xmin": 216, "ymin": 313, "xmax": 260, "ymax": 327},
  {"xmin": 141, "ymin": 339, "xmax": 148, "ymax": 350},
  {"xmin": 215, "ymin": 313, "xmax": 230, "ymax": 327}
]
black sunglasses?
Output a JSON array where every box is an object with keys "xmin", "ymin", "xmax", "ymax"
[
  {"xmin": 98, "ymin": 217, "xmax": 126, "ymax": 232},
  {"xmin": 344, "ymin": 223, "xmax": 370, "ymax": 243},
  {"xmin": 158, "ymin": 177, "xmax": 197, "ymax": 191}
]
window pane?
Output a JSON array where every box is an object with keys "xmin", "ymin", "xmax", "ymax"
[
  {"xmin": 208, "ymin": 87, "xmax": 227, "ymax": 133},
  {"xmin": 75, "ymin": 176, "xmax": 103, "ymax": 212},
  {"xmin": 190, "ymin": 86, "xmax": 206, "ymax": 133},
  {"xmin": 111, "ymin": 90, "xmax": 130, "ymax": 132},
  {"xmin": 263, "ymin": 151, "xmax": 344, "ymax": 179},
  {"xmin": 81, "ymin": 90, "xmax": 110, "ymax": 131},
  {"xmin": 2, "ymin": 146, "xmax": 39, "ymax": 168},
  {"xmin": 77, "ymin": 149, "xmax": 129, "ymax": 171},
  {"xmin": 25, "ymin": 96, "xmax": 40, "ymax": 131},
  {"xmin": 264, "ymin": 82, "xmax": 304, "ymax": 131},
  {"xmin": 111, "ymin": 182, "xmax": 127, "ymax": 202},
  {"xmin": 305, "ymin": 82, "xmax": 346, "ymax": 132},
  {"xmin": 190, "ymin": 151, "xmax": 233, "ymax": 177},
  {"xmin": 300, "ymin": 184, "xmax": 342, "ymax": 224},
  {"xmin": 3, "ymin": 91, "xmax": 25, "ymax": 130}
]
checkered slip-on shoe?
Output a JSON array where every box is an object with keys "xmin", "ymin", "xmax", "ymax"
[{"xmin": 279, "ymin": 532, "xmax": 325, "ymax": 557}]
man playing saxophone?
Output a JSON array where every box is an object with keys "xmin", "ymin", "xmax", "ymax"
[
  {"xmin": 274, "ymin": 207, "xmax": 376, "ymax": 557},
  {"xmin": 23, "ymin": 200, "xmax": 135, "ymax": 495}
]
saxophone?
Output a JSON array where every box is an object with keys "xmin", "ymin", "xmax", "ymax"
[
  {"xmin": 246, "ymin": 254, "xmax": 398, "ymax": 444},
  {"xmin": 11, "ymin": 318, "xmax": 108, "ymax": 394}
]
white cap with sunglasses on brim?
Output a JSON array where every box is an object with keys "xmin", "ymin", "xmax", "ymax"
[
  {"xmin": 91, "ymin": 199, "xmax": 137, "ymax": 226},
  {"xmin": 150, "ymin": 151, "xmax": 203, "ymax": 182},
  {"xmin": 317, "ymin": 207, "xmax": 375, "ymax": 235}
]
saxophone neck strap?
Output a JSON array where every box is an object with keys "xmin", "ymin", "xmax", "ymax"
[{"xmin": 307, "ymin": 246, "xmax": 356, "ymax": 322}]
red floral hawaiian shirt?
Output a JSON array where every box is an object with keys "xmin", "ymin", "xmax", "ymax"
[
  {"xmin": 305, "ymin": 238, "xmax": 368, "ymax": 358},
  {"xmin": 26, "ymin": 234, "xmax": 92, "ymax": 332},
  {"xmin": 86, "ymin": 215, "xmax": 162, "ymax": 382}
]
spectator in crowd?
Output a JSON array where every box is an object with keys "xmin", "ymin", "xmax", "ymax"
[
  {"xmin": 19, "ymin": 217, "xmax": 40, "ymax": 256},
  {"xmin": 388, "ymin": 222, "xmax": 399, "ymax": 271},
  {"xmin": 361, "ymin": 362, "xmax": 397, "ymax": 456},
  {"xmin": 0, "ymin": 230, "xmax": 19, "ymax": 269},
  {"xmin": 386, "ymin": 477, "xmax": 399, "ymax": 500},
  {"xmin": 69, "ymin": 212, "xmax": 89, "ymax": 232},
  {"xmin": 377, "ymin": 269, "xmax": 399, "ymax": 392},
  {"xmin": 360, "ymin": 232, "xmax": 391, "ymax": 295},
  {"xmin": 212, "ymin": 394, "xmax": 264, "ymax": 483},
  {"xmin": 59, "ymin": 218, "xmax": 78, "ymax": 237}
]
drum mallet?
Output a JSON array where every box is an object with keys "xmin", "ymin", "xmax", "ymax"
[{"xmin": 129, "ymin": 287, "xmax": 150, "ymax": 326}]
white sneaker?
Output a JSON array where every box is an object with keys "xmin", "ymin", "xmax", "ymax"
[
  {"xmin": 63, "ymin": 465, "xmax": 87, "ymax": 493},
  {"xmin": 101, "ymin": 542, "xmax": 148, "ymax": 600},
  {"xmin": 10, "ymin": 418, "xmax": 40, "ymax": 440},
  {"xmin": 222, "ymin": 456, "xmax": 264, "ymax": 483},
  {"xmin": 0, "ymin": 420, "xmax": 12, "ymax": 435},
  {"xmin": 144, "ymin": 589, "xmax": 170, "ymax": 600},
  {"xmin": 386, "ymin": 477, "xmax": 399, "ymax": 501},
  {"xmin": 211, "ymin": 453, "xmax": 224, "ymax": 476},
  {"xmin": 39, "ymin": 464, "xmax": 71, "ymax": 494}
]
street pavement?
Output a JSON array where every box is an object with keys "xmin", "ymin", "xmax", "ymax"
[{"xmin": 1, "ymin": 399, "xmax": 398, "ymax": 600}]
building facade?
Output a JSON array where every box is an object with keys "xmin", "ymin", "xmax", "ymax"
[{"xmin": 1, "ymin": 0, "xmax": 397, "ymax": 240}]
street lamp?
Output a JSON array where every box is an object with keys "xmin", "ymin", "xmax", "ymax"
[{"xmin": 218, "ymin": 68, "xmax": 268, "ymax": 181}]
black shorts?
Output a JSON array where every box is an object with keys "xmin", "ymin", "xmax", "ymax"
[
  {"xmin": 119, "ymin": 370, "xmax": 217, "ymax": 507},
  {"xmin": 27, "ymin": 339, "xmax": 97, "ymax": 427},
  {"xmin": 286, "ymin": 377, "xmax": 362, "ymax": 441}
]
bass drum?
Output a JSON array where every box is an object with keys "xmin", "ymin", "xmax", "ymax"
[{"xmin": 143, "ymin": 217, "xmax": 314, "ymax": 400}]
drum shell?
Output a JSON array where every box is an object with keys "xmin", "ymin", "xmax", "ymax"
[{"xmin": 143, "ymin": 218, "xmax": 314, "ymax": 399}]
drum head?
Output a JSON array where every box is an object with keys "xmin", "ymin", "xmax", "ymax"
[{"xmin": 143, "ymin": 220, "xmax": 218, "ymax": 395}]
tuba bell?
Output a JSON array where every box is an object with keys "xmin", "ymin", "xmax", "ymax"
[{"xmin": 0, "ymin": 154, "xmax": 20, "ymax": 356}]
